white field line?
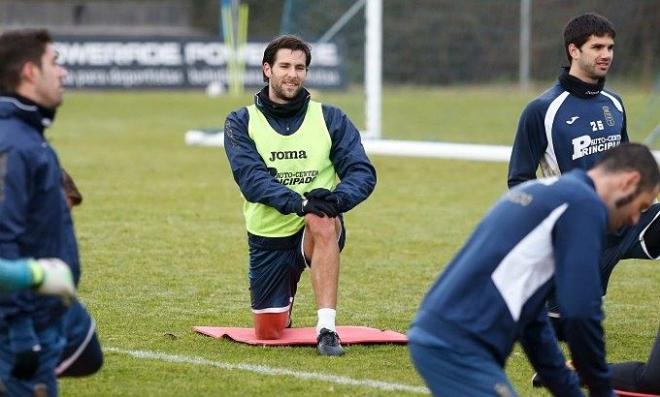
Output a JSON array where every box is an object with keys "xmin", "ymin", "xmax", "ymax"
[{"xmin": 106, "ymin": 347, "xmax": 429, "ymax": 395}]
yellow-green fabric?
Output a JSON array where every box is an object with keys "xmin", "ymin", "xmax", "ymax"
[{"xmin": 244, "ymin": 101, "xmax": 337, "ymax": 237}]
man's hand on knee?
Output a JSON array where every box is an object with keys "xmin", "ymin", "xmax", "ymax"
[
  {"xmin": 304, "ymin": 189, "xmax": 337, "ymax": 202},
  {"xmin": 296, "ymin": 189, "xmax": 340, "ymax": 218}
]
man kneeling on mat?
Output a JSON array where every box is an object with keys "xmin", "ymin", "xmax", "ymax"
[{"xmin": 223, "ymin": 35, "xmax": 376, "ymax": 355}]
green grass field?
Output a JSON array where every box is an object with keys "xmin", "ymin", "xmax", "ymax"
[{"xmin": 48, "ymin": 85, "xmax": 659, "ymax": 396}]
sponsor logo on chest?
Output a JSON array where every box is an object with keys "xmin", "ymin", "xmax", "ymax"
[
  {"xmin": 571, "ymin": 134, "xmax": 621, "ymax": 160},
  {"xmin": 566, "ymin": 116, "xmax": 580, "ymax": 124},
  {"xmin": 268, "ymin": 150, "xmax": 308, "ymax": 162}
]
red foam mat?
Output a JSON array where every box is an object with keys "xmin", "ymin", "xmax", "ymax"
[
  {"xmin": 616, "ymin": 391, "xmax": 660, "ymax": 397},
  {"xmin": 193, "ymin": 325, "xmax": 408, "ymax": 346}
]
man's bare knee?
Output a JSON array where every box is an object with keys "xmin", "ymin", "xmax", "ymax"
[
  {"xmin": 253, "ymin": 312, "xmax": 289, "ymax": 340},
  {"xmin": 305, "ymin": 215, "xmax": 337, "ymax": 242}
]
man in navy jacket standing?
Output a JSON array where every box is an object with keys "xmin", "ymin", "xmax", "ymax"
[
  {"xmin": 0, "ymin": 29, "xmax": 102, "ymax": 396},
  {"xmin": 508, "ymin": 13, "xmax": 660, "ymax": 339}
]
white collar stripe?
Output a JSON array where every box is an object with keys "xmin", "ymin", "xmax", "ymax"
[
  {"xmin": 0, "ymin": 96, "xmax": 38, "ymax": 112},
  {"xmin": 600, "ymin": 91, "xmax": 623, "ymax": 113}
]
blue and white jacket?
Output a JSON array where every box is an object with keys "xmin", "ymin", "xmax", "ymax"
[
  {"xmin": 0, "ymin": 94, "xmax": 79, "ymax": 350},
  {"xmin": 508, "ymin": 70, "xmax": 627, "ymax": 188},
  {"xmin": 410, "ymin": 170, "xmax": 613, "ymax": 397}
]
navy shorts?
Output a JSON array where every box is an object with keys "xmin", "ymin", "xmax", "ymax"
[
  {"xmin": 248, "ymin": 217, "xmax": 346, "ymax": 313},
  {"xmin": 55, "ymin": 300, "xmax": 102, "ymax": 377},
  {"xmin": 409, "ymin": 340, "xmax": 517, "ymax": 397}
]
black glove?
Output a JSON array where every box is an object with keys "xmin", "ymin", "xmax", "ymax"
[
  {"xmin": 301, "ymin": 189, "xmax": 340, "ymax": 217},
  {"xmin": 297, "ymin": 198, "xmax": 339, "ymax": 218},
  {"xmin": 11, "ymin": 347, "xmax": 40, "ymax": 380},
  {"xmin": 304, "ymin": 188, "xmax": 337, "ymax": 202}
]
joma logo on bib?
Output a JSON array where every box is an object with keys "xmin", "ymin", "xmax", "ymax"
[{"xmin": 268, "ymin": 150, "xmax": 308, "ymax": 162}]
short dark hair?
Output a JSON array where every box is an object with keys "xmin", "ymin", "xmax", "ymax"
[
  {"xmin": 594, "ymin": 143, "xmax": 660, "ymax": 193},
  {"xmin": 261, "ymin": 35, "xmax": 311, "ymax": 82},
  {"xmin": 563, "ymin": 13, "xmax": 615, "ymax": 63},
  {"xmin": 0, "ymin": 29, "xmax": 52, "ymax": 93}
]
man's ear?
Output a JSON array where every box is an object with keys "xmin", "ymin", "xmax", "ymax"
[
  {"xmin": 263, "ymin": 62, "xmax": 272, "ymax": 79},
  {"xmin": 620, "ymin": 170, "xmax": 641, "ymax": 193},
  {"xmin": 20, "ymin": 61, "xmax": 38, "ymax": 84},
  {"xmin": 568, "ymin": 43, "xmax": 580, "ymax": 61}
]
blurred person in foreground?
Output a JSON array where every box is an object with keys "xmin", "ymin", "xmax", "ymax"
[
  {"xmin": 508, "ymin": 12, "xmax": 660, "ymax": 344},
  {"xmin": 409, "ymin": 143, "xmax": 660, "ymax": 397},
  {"xmin": 0, "ymin": 28, "xmax": 102, "ymax": 396},
  {"xmin": 223, "ymin": 35, "xmax": 376, "ymax": 356}
]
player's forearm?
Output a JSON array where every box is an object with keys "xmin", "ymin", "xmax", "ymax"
[
  {"xmin": 236, "ymin": 169, "xmax": 302, "ymax": 214},
  {"xmin": 508, "ymin": 104, "xmax": 547, "ymax": 187},
  {"xmin": 521, "ymin": 315, "xmax": 583, "ymax": 396},
  {"xmin": 329, "ymin": 146, "xmax": 376, "ymax": 212},
  {"xmin": 564, "ymin": 318, "xmax": 613, "ymax": 396},
  {"xmin": 507, "ymin": 149, "xmax": 539, "ymax": 188},
  {"xmin": 333, "ymin": 169, "xmax": 376, "ymax": 213}
]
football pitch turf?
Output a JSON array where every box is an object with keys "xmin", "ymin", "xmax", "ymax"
[{"xmin": 51, "ymin": 86, "xmax": 658, "ymax": 396}]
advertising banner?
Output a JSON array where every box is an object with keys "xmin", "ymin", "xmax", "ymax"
[{"xmin": 54, "ymin": 36, "xmax": 344, "ymax": 89}]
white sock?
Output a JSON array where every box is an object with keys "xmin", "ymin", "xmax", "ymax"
[{"xmin": 316, "ymin": 308, "xmax": 336, "ymax": 335}]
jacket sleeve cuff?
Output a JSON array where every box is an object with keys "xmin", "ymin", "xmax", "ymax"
[{"xmin": 285, "ymin": 195, "xmax": 304, "ymax": 215}]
